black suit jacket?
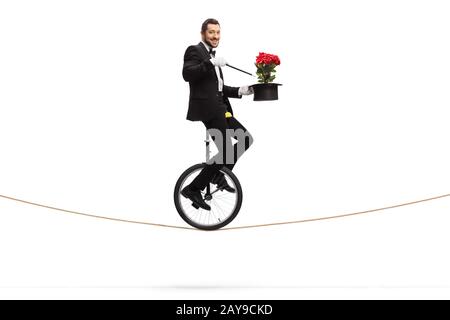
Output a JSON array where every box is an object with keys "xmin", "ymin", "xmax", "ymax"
[{"xmin": 183, "ymin": 42, "xmax": 241, "ymax": 121}]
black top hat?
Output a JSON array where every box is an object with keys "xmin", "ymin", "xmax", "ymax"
[{"xmin": 250, "ymin": 83, "xmax": 282, "ymax": 101}]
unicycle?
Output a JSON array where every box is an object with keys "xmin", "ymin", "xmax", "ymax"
[{"xmin": 174, "ymin": 130, "xmax": 243, "ymax": 230}]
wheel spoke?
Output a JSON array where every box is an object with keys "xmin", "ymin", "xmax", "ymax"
[
  {"xmin": 211, "ymin": 200, "xmax": 224, "ymax": 220},
  {"xmin": 214, "ymin": 197, "xmax": 235, "ymax": 213},
  {"xmin": 212, "ymin": 199, "xmax": 230, "ymax": 220},
  {"xmin": 213, "ymin": 195, "xmax": 236, "ymax": 205},
  {"xmin": 210, "ymin": 206, "xmax": 221, "ymax": 223}
]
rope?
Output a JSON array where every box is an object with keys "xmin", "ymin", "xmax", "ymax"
[
  {"xmin": 0, "ymin": 194, "xmax": 194, "ymax": 231},
  {"xmin": 1, "ymin": 193, "xmax": 449, "ymax": 231},
  {"xmin": 221, "ymin": 193, "xmax": 450, "ymax": 230}
]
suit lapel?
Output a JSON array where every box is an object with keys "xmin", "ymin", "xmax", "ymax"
[
  {"xmin": 198, "ymin": 42, "xmax": 223, "ymax": 80},
  {"xmin": 198, "ymin": 42, "xmax": 210, "ymax": 60}
]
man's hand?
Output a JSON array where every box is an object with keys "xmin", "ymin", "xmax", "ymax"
[
  {"xmin": 238, "ymin": 85, "xmax": 254, "ymax": 96},
  {"xmin": 210, "ymin": 57, "xmax": 227, "ymax": 67}
]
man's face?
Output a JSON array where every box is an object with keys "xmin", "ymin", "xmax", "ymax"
[{"xmin": 202, "ymin": 24, "xmax": 221, "ymax": 48}]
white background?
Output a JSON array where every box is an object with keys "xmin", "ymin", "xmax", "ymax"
[{"xmin": 1, "ymin": 0, "xmax": 450, "ymax": 299}]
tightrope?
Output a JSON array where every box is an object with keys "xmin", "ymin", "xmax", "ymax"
[{"xmin": 1, "ymin": 193, "xmax": 449, "ymax": 231}]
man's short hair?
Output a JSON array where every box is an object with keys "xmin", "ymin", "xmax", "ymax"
[{"xmin": 201, "ymin": 18, "xmax": 220, "ymax": 33}]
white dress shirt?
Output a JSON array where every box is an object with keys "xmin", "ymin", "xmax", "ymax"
[{"xmin": 201, "ymin": 41, "xmax": 223, "ymax": 92}]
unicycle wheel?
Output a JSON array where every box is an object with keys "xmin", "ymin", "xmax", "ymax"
[{"xmin": 174, "ymin": 163, "xmax": 243, "ymax": 230}]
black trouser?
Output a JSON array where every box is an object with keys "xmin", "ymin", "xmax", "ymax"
[{"xmin": 190, "ymin": 112, "xmax": 253, "ymax": 191}]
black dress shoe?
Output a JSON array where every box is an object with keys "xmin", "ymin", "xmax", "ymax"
[
  {"xmin": 181, "ymin": 186, "xmax": 211, "ymax": 210},
  {"xmin": 211, "ymin": 173, "xmax": 236, "ymax": 193}
]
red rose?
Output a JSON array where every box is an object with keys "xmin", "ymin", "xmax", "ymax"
[
  {"xmin": 256, "ymin": 52, "xmax": 281, "ymax": 66},
  {"xmin": 255, "ymin": 52, "xmax": 281, "ymax": 83}
]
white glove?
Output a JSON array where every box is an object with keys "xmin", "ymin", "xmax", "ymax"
[
  {"xmin": 210, "ymin": 56, "xmax": 227, "ymax": 67},
  {"xmin": 238, "ymin": 85, "xmax": 254, "ymax": 96}
]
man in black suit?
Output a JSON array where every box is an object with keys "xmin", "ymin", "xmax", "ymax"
[{"xmin": 181, "ymin": 18, "xmax": 254, "ymax": 210}]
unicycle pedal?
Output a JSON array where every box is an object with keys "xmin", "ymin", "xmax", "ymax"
[{"xmin": 192, "ymin": 202, "xmax": 200, "ymax": 209}]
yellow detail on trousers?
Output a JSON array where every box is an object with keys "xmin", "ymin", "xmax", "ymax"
[{"xmin": 225, "ymin": 112, "xmax": 232, "ymax": 118}]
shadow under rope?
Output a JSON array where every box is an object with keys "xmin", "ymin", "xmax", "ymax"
[{"xmin": 0, "ymin": 193, "xmax": 449, "ymax": 231}]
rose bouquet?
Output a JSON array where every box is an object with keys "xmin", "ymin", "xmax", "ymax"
[{"xmin": 252, "ymin": 52, "xmax": 282, "ymax": 101}]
